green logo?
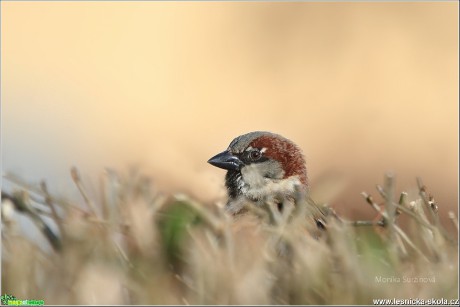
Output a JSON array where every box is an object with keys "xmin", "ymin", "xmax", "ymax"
[
  {"xmin": 1, "ymin": 294, "xmax": 16, "ymax": 305},
  {"xmin": 1, "ymin": 294, "xmax": 44, "ymax": 306}
]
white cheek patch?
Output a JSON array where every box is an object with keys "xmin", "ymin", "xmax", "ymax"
[
  {"xmin": 260, "ymin": 147, "xmax": 267, "ymax": 153},
  {"xmin": 241, "ymin": 164, "xmax": 266, "ymax": 188},
  {"xmin": 240, "ymin": 167, "xmax": 302, "ymax": 201}
]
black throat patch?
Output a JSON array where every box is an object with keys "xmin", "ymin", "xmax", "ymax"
[{"xmin": 225, "ymin": 170, "xmax": 243, "ymax": 200}]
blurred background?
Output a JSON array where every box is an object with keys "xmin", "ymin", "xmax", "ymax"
[{"xmin": 2, "ymin": 2, "xmax": 458, "ymax": 223}]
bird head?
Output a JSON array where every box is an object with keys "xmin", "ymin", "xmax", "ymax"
[{"xmin": 208, "ymin": 131, "xmax": 308, "ymax": 205}]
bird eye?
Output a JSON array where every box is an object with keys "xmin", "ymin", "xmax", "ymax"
[{"xmin": 250, "ymin": 150, "xmax": 261, "ymax": 161}]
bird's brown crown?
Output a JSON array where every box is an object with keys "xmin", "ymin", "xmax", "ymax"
[{"xmin": 248, "ymin": 133, "xmax": 308, "ymax": 186}]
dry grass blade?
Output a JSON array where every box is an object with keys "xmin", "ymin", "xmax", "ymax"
[
  {"xmin": 70, "ymin": 166, "xmax": 99, "ymax": 217},
  {"xmin": 40, "ymin": 180, "xmax": 65, "ymax": 240}
]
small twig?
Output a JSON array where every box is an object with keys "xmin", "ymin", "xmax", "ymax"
[
  {"xmin": 383, "ymin": 174, "xmax": 397, "ymax": 238},
  {"xmin": 395, "ymin": 230, "xmax": 408, "ymax": 257},
  {"xmin": 361, "ymin": 192, "xmax": 388, "ymax": 220},
  {"xmin": 350, "ymin": 220, "xmax": 385, "ymax": 227},
  {"xmin": 71, "ymin": 167, "xmax": 98, "ymax": 217},
  {"xmin": 377, "ymin": 186, "xmax": 406, "ymax": 219},
  {"xmin": 416, "ymin": 177, "xmax": 438, "ymax": 224},
  {"xmin": 41, "ymin": 181, "xmax": 66, "ymax": 239},
  {"xmin": 394, "ymin": 225, "xmax": 430, "ymax": 263},
  {"xmin": 3, "ymin": 172, "xmax": 74, "ymax": 210},
  {"xmin": 328, "ymin": 207, "xmax": 343, "ymax": 224},
  {"xmin": 361, "ymin": 191, "xmax": 430, "ymax": 262},
  {"xmin": 113, "ymin": 240, "xmax": 135, "ymax": 270},
  {"xmin": 397, "ymin": 192, "xmax": 407, "ymax": 215},
  {"xmin": 416, "ymin": 178, "xmax": 454, "ymax": 243},
  {"xmin": 375, "ymin": 184, "xmax": 386, "ymax": 199},
  {"xmin": 369, "ymin": 185, "xmax": 453, "ymax": 243},
  {"xmin": 394, "ymin": 203, "xmax": 435, "ymax": 230}
]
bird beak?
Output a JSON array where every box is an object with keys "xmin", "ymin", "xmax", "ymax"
[{"xmin": 207, "ymin": 150, "xmax": 243, "ymax": 170}]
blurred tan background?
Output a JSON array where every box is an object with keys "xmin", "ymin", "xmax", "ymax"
[{"xmin": 2, "ymin": 2, "xmax": 458, "ymax": 221}]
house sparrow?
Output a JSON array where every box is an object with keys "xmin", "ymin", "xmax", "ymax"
[{"xmin": 208, "ymin": 131, "xmax": 311, "ymax": 217}]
